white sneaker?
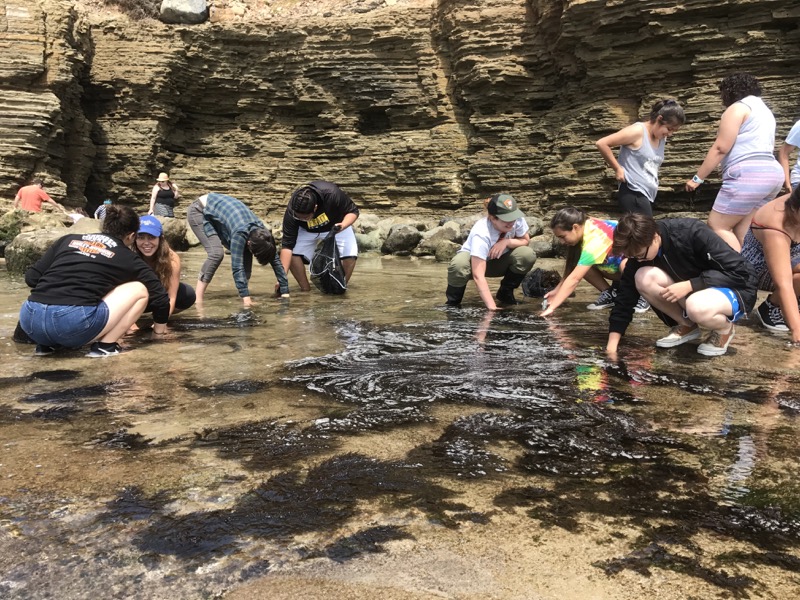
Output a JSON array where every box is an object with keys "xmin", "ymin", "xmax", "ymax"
[
  {"xmin": 656, "ymin": 324, "xmax": 701, "ymax": 348},
  {"xmin": 697, "ymin": 325, "xmax": 736, "ymax": 357},
  {"xmin": 587, "ymin": 288, "xmax": 616, "ymax": 310}
]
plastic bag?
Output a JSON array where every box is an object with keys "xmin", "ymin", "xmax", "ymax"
[{"xmin": 309, "ymin": 228, "xmax": 347, "ymax": 294}]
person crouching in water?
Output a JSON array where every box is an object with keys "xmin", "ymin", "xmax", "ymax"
[
  {"xmin": 606, "ymin": 213, "xmax": 757, "ymax": 357},
  {"xmin": 133, "ymin": 215, "xmax": 196, "ymax": 316},
  {"xmin": 445, "ymin": 193, "xmax": 536, "ymax": 309},
  {"xmin": 541, "ymin": 206, "xmax": 648, "ymax": 316},
  {"xmin": 19, "ymin": 205, "xmax": 170, "ymax": 357}
]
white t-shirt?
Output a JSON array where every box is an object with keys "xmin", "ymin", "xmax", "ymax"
[
  {"xmin": 785, "ymin": 119, "xmax": 800, "ymax": 186},
  {"xmin": 459, "ymin": 216, "xmax": 529, "ymax": 261}
]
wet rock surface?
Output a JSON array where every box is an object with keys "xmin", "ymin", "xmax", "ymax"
[{"xmin": 1, "ymin": 253, "xmax": 800, "ymax": 598}]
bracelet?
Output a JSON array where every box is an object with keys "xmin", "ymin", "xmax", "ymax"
[{"xmin": 691, "ymin": 174, "xmax": 704, "ymax": 185}]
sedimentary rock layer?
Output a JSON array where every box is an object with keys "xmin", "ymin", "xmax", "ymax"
[{"xmin": 2, "ymin": 0, "xmax": 799, "ymax": 218}]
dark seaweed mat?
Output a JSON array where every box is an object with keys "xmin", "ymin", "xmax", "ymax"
[{"xmin": 91, "ymin": 315, "xmax": 800, "ymax": 593}]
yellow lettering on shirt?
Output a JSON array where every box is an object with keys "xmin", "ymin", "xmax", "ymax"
[{"xmin": 306, "ymin": 213, "xmax": 330, "ymax": 229}]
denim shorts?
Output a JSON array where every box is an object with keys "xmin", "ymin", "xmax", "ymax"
[{"xmin": 19, "ymin": 301, "xmax": 109, "ymax": 348}]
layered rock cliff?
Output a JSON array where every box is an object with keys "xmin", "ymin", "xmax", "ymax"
[{"xmin": 2, "ymin": 0, "xmax": 799, "ymax": 218}]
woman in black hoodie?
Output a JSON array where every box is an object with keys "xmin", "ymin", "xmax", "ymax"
[
  {"xmin": 606, "ymin": 213, "xmax": 757, "ymax": 357},
  {"xmin": 19, "ymin": 205, "xmax": 170, "ymax": 358}
]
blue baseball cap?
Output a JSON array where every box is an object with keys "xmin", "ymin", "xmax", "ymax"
[{"xmin": 138, "ymin": 215, "xmax": 162, "ymax": 237}]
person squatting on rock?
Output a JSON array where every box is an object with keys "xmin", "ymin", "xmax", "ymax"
[
  {"xmin": 540, "ymin": 207, "xmax": 649, "ymax": 317},
  {"xmin": 134, "ymin": 215, "xmax": 196, "ymax": 316},
  {"xmin": 280, "ymin": 180, "xmax": 360, "ymax": 292},
  {"xmin": 445, "ymin": 193, "xmax": 535, "ymax": 310},
  {"xmin": 149, "ymin": 172, "xmax": 180, "ymax": 218},
  {"xmin": 187, "ymin": 193, "xmax": 289, "ymax": 309},
  {"xmin": 740, "ymin": 187, "xmax": 800, "ymax": 343},
  {"xmin": 685, "ymin": 73, "xmax": 784, "ymax": 252},
  {"xmin": 606, "ymin": 213, "xmax": 758, "ymax": 358},
  {"xmin": 13, "ymin": 179, "xmax": 65, "ymax": 213},
  {"xmin": 595, "ymin": 99, "xmax": 685, "ymax": 217},
  {"xmin": 18, "ymin": 205, "xmax": 170, "ymax": 358}
]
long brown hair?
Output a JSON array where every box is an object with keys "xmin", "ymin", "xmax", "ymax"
[{"xmin": 134, "ymin": 234, "xmax": 174, "ymax": 288}]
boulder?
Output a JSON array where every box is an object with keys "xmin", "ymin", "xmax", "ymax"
[
  {"xmin": 5, "ymin": 229, "xmax": 70, "ymax": 275},
  {"xmin": 355, "ymin": 230, "xmax": 384, "ymax": 253},
  {"xmin": 529, "ymin": 233, "xmax": 558, "ymax": 259},
  {"xmin": 526, "ymin": 215, "xmax": 545, "ymax": 238},
  {"xmin": 160, "ymin": 217, "xmax": 189, "ymax": 251},
  {"xmin": 434, "ymin": 240, "xmax": 461, "ymax": 263},
  {"xmin": 381, "ymin": 224, "xmax": 422, "ymax": 255},
  {"xmin": 160, "ymin": 0, "xmax": 208, "ymax": 24},
  {"xmin": 411, "ymin": 221, "xmax": 461, "ymax": 256},
  {"xmin": 440, "ymin": 214, "xmax": 481, "ymax": 243}
]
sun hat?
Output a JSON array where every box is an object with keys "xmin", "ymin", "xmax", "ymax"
[
  {"xmin": 138, "ymin": 215, "xmax": 163, "ymax": 237},
  {"xmin": 487, "ymin": 193, "xmax": 524, "ymax": 222},
  {"xmin": 156, "ymin": 172, "xmax": 170, "ymax": 182}
]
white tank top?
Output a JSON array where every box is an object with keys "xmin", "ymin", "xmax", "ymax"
[{"xmin": 722, "ymin": 96, "xmax": 776, "ymax": 170}]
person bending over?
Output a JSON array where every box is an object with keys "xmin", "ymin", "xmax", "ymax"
[
  {"xmin": 280, "ymin": 180, "xmax": 360, "ymax": 292},
  {"xmin": 741, "ymin": 188, "xmax": 800, "ymax": 343},
  {"xmin": 541, "ymin": 206, "xmax": 648, "ymax": 316},
  {"xmin": 606, "ymin": 213, "xmax": 757, "ymax": 358},
  {"xmin": 187, "ymin": 193, "xmax": 289, "ymax": 309}
]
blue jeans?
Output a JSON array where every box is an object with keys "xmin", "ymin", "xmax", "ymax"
[{"xmin": 20, "ymin": 301, "xmax": 109, "ymax": 348}]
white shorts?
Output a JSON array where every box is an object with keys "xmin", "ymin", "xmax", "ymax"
[{"xmin": 292, "ymin": 227, "xmax": 359, "ymax": 263}]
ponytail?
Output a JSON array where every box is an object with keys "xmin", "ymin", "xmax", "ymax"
[
  {"xmin": 101, "ymin": 205, "xmax": 139, "ymax": 240},
  {"xmin": 649, "ymin": 98, "xmax": 685, "ymax": 126}
]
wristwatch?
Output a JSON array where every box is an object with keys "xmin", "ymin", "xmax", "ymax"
[{"xmin": 691, "ymin": 174, "xmax": 704, "ymax": 184}]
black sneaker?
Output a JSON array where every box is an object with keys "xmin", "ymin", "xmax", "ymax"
[
  {"xmin": 634, "ymin": 296, "xmax": 650, "ymax": 313},
  {"xmin": 587, "ymin": 288, "xmax": 616, "ymax": 310},
  {"xmin": 756, "ymin": 298, "xmax": 789, "ymax": 333},
  {"xmin": 35, "ymin": 344, "xmax": 55, "ymax": 356},
  {"xmin": 86, "ymin": 342, "xmax": 121, "ymax": 358}
]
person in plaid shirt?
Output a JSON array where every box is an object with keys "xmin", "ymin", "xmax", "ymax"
[{"xmin": 187, "ymin": 193, "xmax": 289, "ymax": 308}]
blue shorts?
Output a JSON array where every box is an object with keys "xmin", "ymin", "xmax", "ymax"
[
  {"xmin": 19, "ymin": 301, "xmax": 110, "ymax": 349},
  {"xmin": 711, "ymin": 287, "xmax": 744, "ymax": 323}
]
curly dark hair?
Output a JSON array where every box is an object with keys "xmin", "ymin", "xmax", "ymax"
[{"xmin": 719, "ymin": 73, "xmax": 762, "ymax": 107}]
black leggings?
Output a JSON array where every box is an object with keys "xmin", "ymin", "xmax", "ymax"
[
  {"xmin": 145, "ymin": 282, "xmax": 196, "ymax": 315},
  {"xmin": 617, "ymin": 182, "xmax": 653, "ymax": 216}
]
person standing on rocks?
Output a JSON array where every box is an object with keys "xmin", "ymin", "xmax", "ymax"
[
  {"xmin": 445, "ymin": 193, "xmax": 535, "ymax": 310},
  {"xmin": 187, "ymin": 193, "xmax": 289, "ymax": 309},
  {"xmin": 606, "ymin": 213, "xmax": 757, "ymax": 358},
  {"xmin": 148, "ymin": 172, "xmax": 180, "ymax": 218},
  {"xmin": 280, "ymin": 180, "xmax": 360, "ymax": 292},
  {"xmin": 595, "ymin": 99, "xmax": 685, "ymax": 217},
  {"xmin": 13, "ymin": 179, "xmax": 66, "ymax": 213},
  {"xmin": 685, "ymin": 73, "xmax": 784, "ymax": 252}
]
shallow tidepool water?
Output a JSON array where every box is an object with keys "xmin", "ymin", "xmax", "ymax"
[{"xmin": 1, "ymin": 251, "xmax": 800, "ymax": 599}]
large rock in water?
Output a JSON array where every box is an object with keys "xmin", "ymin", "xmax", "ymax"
[
  {"xmin": 1, "ymin": 0, "xmax": 799, "ymax": 220},
  {"xmin": 160, "ymin": 0, "xmax": 208, "ymax": 24}
]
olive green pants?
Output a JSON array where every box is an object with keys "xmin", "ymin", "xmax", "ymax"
[{"xmin": 447, "ymin": 247, "xmax": 536, "ymax": 287}]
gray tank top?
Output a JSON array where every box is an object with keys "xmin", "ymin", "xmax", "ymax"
[
  {"xmin": 618, "ymin": 122, "xmax": 665, "ymax": 202},
  {"xmin": 722, "ymin": 95, "xmax": 776, "ymax": 171}
]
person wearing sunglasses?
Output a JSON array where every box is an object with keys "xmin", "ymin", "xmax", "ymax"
[{"xmin": 606, "ymin": 213, "xmax": 757, "ymax": 357}]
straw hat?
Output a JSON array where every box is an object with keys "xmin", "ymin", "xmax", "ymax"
[{"xmin": 156, "ymin": 172, "xmax": 170, "ymax": 182}]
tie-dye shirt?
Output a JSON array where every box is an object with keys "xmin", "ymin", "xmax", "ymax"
[{"xmin": 577, "ymin": 218, "xmax": 622, "ymax": 275}]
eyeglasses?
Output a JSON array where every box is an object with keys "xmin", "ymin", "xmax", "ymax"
[{"xmin": 625, "ymin": 247, "xmax": 650, "ymax": 261}]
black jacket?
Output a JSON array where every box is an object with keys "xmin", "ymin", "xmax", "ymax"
[
  {"xmin": 281, "ymin": 180, "xmax": 359, "ymax": 249},
  {"xmin": 608, "ymin": 219, "xmax": 758, "ymax": 336},
  {"xmin": 25, "ymin": 233, "xmax": 171, "ymax": 325}
]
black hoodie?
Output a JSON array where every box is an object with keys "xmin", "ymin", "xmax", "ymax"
[{"xmin": 608, "ymin": 219, "xmax": 758, "ymax": 337}]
